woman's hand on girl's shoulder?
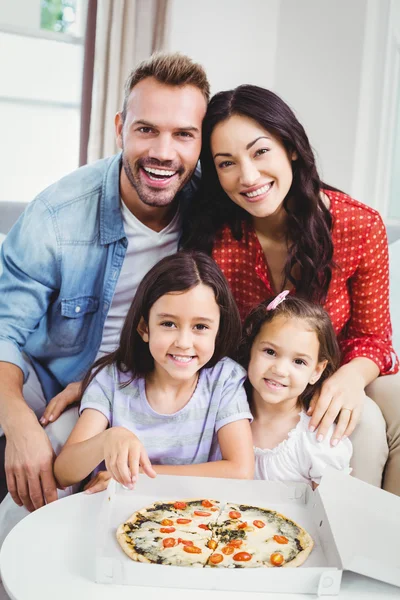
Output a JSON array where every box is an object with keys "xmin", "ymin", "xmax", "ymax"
[
  {"xmin": 307, "ymin": 365, "xmax": 366, "ymax": 445},
  {"xmin": 103, "ymin": 426, "xmax": 157, "ymax": 489}
]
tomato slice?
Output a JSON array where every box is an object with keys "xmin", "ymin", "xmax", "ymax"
[
  {"xmin": 178, "ymin": 538, "xmax": 194, "ymax": 546},
  {"xmin": 227, "ymin": 539, "xmax": 243, "ymax": 548},
  {"xmin": 183, "ymin": 545, "xmax": 202, "ymax": 554},
  {"xmin": 273, "ymin": 535, "xmax": 289, "ymax": 544},
  {"xmin": 194, "ymin": 511, "xmax": 211, "ymax": 517},
  {"xmin": 198, "ymin": 524, "xmax": 209, "ymax": 530},
  {"xmin": 238, "ymin": 522, "xmax": 248, "ymax": 529},
  {"xmin": 160, "ymin": 526, "xmax": 175, "ymax": 533},
  {"xmin": 270, "ymin": 552, "xmax": 285, "ymax": 566},
  {"xmin": 221, "ymin": 545, "xmax": 235, "ymax": 555},
  {"xmin": 201, "ymin": 500, "xmax": 213, "ymax": 508},
  {"xmin": 174, "ymin": 501, "xmax": 187, "ymax": 510},
  {"xmin": 233, "ymin": 552, "xmax": 252, "ymax": 562},
  {"xmin": 176, "ymin": 518, "xmax": 192, "ymax": 524},
  {"xmin": 209, "ymin": 553, "xmax": 223, "ymax": 564},
  {"xmin": 229, "ymin": 510, "xmax": 241, "ymax": 519},
  {"xmin": 207, "ymin": 540, "xmax": 218, "ymax": 550},
  {"xmin": 253, "ymin": 520, "xmax": 265, "ymax": 529},
  {"xmin": 162, "ymin": 537, "xmax": 176, "ymax": 548},
  {"xmin": 161, "ymin": 519, "xmax": 174, "ymax": 526}
]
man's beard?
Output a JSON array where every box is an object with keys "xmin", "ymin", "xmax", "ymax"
[{"xmin": 121, "ymin": 151, "xmax": 193, "ymax": 208}]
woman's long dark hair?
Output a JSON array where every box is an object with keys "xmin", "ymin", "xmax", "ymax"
[
  {"xmin": 80, "ymin": 251, "xmax": 241, "ymax": 397},
  {"xmin": 238, "ymin": 295, "xmax": 340, "ymax": 410},
  {"xmin": 182, "ymin": 85, "xmax": 336, "ymax": 303}
]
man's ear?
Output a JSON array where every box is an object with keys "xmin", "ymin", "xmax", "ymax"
[
  {"xmin": 115, "ymin": 112, "xmax": 124, "ymax": 150},
  {"xmin": 137, "ymin": 317, "xmax": 149, "ymax": 342},
  {"xmin": 309, "ymin": 359, "xmax": 328, "ymax": 385}
]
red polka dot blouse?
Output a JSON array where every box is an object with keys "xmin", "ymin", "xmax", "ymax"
[{"xmin": 212, "ymin": 190, "xmax": 399, "ymax": 376}]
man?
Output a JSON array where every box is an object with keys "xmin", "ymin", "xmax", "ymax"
[{"xmin": 0, "ymin": 52, "xmax": 209, "ymax": 512}]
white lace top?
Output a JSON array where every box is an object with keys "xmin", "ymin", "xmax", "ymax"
[{"xmin": 254, "ymin": 411, "xmax": 353, "ymax": 485}]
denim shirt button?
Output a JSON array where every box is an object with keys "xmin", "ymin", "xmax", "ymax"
[{"xmin": 75, "ymin": 306, "xmax": 81, "ymax": 313}]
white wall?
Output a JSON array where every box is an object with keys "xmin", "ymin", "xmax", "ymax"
[
  {"xmin": 166, "ymin": 0, "xmax": 396, "ymax": 216},
  {"xmin": 274, "ymin": 0, "xmax": 367, "ymax": 195},
  {"xmin": 166, "ymin": 0, "xmax": 280, "ymax": 94}
]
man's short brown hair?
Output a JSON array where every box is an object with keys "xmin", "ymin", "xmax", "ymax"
[{"xmin": 121, "ymin": 52, "xmax": 210, "ymax": 121}]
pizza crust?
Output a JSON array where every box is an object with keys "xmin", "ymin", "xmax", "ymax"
[
  {"xmin": 283, "ymin": 529, "xmax": 314, "ymax": 567},
  {"xmin": 116, "ymin": 523, "xmax": 154, "ymax": 564}
]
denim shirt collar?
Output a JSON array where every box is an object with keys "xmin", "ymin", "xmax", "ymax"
[{"xmin": 99, "ymin": 152, "xmax": 125, "ymax": 245}]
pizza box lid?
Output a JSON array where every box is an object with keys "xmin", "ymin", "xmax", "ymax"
[{"xmin": 317, "ymin": 467, "xmax": 400, "ymax": 587}]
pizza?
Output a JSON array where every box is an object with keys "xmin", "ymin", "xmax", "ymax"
[{"xmin": 116, "ymin": 498, "xmax": 313, "ymax": 568}]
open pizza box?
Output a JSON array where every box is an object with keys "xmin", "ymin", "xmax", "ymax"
[{"xmin": 94, "ymin": 467, "xmax": 400, "ymax": 596}]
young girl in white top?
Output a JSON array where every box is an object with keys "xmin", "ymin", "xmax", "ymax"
[{"xmin": 238, "ymin": 291, "xmax": 352, "ymax": 489}]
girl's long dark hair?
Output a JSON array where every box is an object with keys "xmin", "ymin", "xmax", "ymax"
[
  {"xmin": 182, "ymin": 85, "xmax": 336, "ymax": 303},
  {"xmin": 238, "ymin": 296, "xmax": 340, "ymax": 410},
  {"xmin": 80, "ymin": 251, "xmax": 241, "ymax": 397}
]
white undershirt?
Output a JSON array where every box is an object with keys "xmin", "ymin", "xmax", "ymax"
[{"xmin": 97, "ymin": 200, "xmax": 181, "ymax": 357}]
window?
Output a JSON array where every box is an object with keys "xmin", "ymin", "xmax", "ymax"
[
  {"xmin": 0, "ymin": 0, "xmax": 87, "ymax": 203},
  {"xmin": 41, "ymin": 0, "xmax": 82, "ymax": 35}
]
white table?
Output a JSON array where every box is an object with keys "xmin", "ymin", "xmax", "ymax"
[{"xmin": 0, "ymin": 491, "xmax": 398, "ymax": 600}]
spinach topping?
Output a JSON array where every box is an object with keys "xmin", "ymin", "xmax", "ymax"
[
  {"xmin": 295, "ymin": 538, "xmax": 303, "ymax": 552},
  {"xmin": 214, "ymin": 527, "xmax": 246, "ymax": 544}
]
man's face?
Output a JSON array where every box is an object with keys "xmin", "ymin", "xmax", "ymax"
[{"xmin": 116, "ymin": 77, "xmax": 207, "ymax": 208}]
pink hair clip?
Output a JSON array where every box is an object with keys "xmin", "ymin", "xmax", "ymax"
[{"xmin": 266, "ymin": 290, "xmax": 290, "ymax": 311}]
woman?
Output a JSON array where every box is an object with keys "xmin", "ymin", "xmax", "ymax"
[{"xmin": 182, "ymin": 85, "xmax": 400, "ymax": 495}]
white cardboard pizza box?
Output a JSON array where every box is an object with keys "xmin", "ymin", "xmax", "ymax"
[
  {"xmin": 315, "ymin": 467, "xmax": 400, "ymax": 588},
  {"xmin": 94, "ymin": 469, "xmax": 400, "ymax": 596}
]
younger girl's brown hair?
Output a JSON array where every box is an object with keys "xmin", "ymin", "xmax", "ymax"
[{"xmin": 238, "ymin": 295, "xmax": 341, "ymax": 410}]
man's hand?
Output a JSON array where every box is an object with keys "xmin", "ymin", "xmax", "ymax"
[
  {"xmin": 5, "ymin": 414, "xmax": 58, "ymax": 512},
  {"xmin": 40, "ymin": 381, "xmax": 82, "ymax": 426},
  {"xmin": 307, "ymin": 364, "xmax": 365, "ymax": 445},
  {"xmin": 83, "ymin": 470, "xmax": 112, "ymax": 494}
]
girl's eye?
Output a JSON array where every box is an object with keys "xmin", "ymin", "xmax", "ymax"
[
  {"xmin": 160, "ymin": 321, "xmax": 175, "ymax": 328},
  {"xmin": 194, "ymin": 324, "xmax": 209, "ymax": 331},
  {"xmin": 255, "ymin": 148, "xmax": 269, "ymax": 157},
  {"xmin": 294, "ymin": 358, "xmax": 306, "ymax": 366},
  {"xmin": 263, "ymin": 348, "xmax": 275, "ymax": 356}
]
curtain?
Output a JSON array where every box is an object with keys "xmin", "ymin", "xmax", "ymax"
[{"xmin": 81, "ymin": 0, "xmax": 169, "ymax": 165}]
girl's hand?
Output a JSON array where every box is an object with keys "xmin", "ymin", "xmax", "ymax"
[
  {"xmin": 40, "ymin": 381, "xmax": 82, "ymax": 425},
  {"xmin": 307, "ymin": 364, "xmax": 365, "ymax": 445},
  {"xmin": 103, "ymin": 427, "xmax": 157, "ymax": 488},
  {"xmin": 84, "ymin": 470, "xmax": 112, "ymax": 494}
]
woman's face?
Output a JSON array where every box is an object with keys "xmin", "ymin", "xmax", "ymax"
[{"xmin": 210, "ymin": 114, "xmax": 296, "ymax": 219}]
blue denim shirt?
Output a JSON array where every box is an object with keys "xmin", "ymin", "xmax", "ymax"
[{"xmin": 0, "ymin": 153, "xmax": 197, "ymax": 402}]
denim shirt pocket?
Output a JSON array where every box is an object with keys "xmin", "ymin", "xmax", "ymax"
[{"xmin": 49, "ymin": 295, "xmax": 100, "ymax": 348}]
